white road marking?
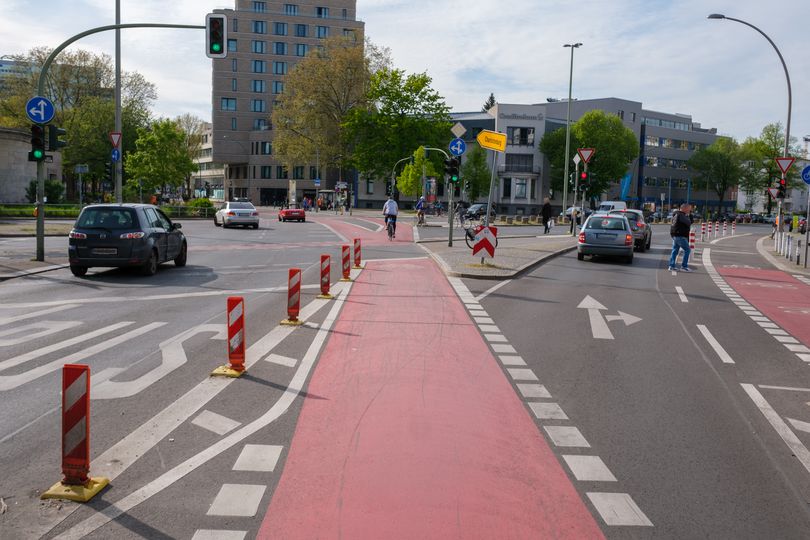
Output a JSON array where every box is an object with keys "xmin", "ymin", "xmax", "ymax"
[
  {"xmin": 355, "ymin": 217, "xmax": 384, "ymax": 232},
  {"xmin": 191, "ymin": 410, "xmax": 241, "ymax": 436},
  {"xmin": 696, "ymin": 325, "xmax": 735, "ymax": 364},
  {"xmin": 266, "ymin": 353, "xmax": 298, "ymax": 367},
  {"xmin": 192, "ymin": 530, "xmax": 246, "ymax": 540},
  {"xmin": 232, "ymin": 444, "xmax": 283, "ymax": 472},
  {"xmin": 499, "ymin": 355, "xmax": 526, "ymax": 366},
  {"xmin": 562, "ymin": 455, "xmax": 617, "ymax": 482},
  {"xmin": 741, "ymin": 383, "xmax": 810, "ymax": 476},
  {"xmin": 0, "ymin": 320, "xmax": 81, "ymax": 346},
  {"xmin": 759, "ymin": 384, "xmax": 810, "ymax": 392},
  {"xmin": 671, "ymin": 270, "xmax": 677, "ymax": 276},
  {"xmin": 473, "ymin": 316, "xmax": 495, "ymax": 324},
  {"xmin": 765, "ymin": 328, "xmax": 789, "ymax": 336},
  {"xmin": 577, "ymin": 296, "xmax": 613, "ymax": 340},
  {"xmin": 750, "ymin": 316, "xmax": 770, "ymax": 322},
  {"xmin": 206, "ymin": 484, "xmax": 267, "ymax": 517},
  {"xmin": 786, "ymin": 344, "xmax": 810, "ymax": 353},
  {"xmin": 798, "ymin": 353, "xmax": 810, "ymax": 362},
  {"xmin": 675, "ymin": 286, "xmax": 688, "ymax": 303},
  {"xmin": 309, "ymin": 218, "xmax": 349, "ymax": 243},
  {"xmin": 543, "ymin": 426, "xmax": 590, "ymax": 448},
  {"xmin": 507, "ymin": 368, "xmax": 538, "ymax": 381},
  {"xmin": 0, "ymin": 304, "xmax": 77, "ymax": 324},
  {"xmin": 491, "ymin": 344, "xmax": 516, "ymax": 354},
  {"xmin": 787, "ymin": 418, "xmax": 810, "ymax": 434},
  {"xmin": 364, "ymin": 256, "xmax": 429, "ymax": 263},
  {"xmin": 529, "ymin": 402, "xmax": 568, "ymax": 420},
  {"xmin": 478, "ymin": 324, "xmax": 500, "ymax": 333},
  {"xmin": 587, "ymin": 492, "xmax": 653, "ymax": 526},
  {"xmin": 756, "ymin": 322, "xmax": 778, "ymax": 329},
  {"xmin": 475, "ymin": 279, "xmax": 512, "ymax": 302},
  {"xmin": 517, "ymin": 383, "xmax": 551, "ymax": 398},
  {"xmin": 774, "ymin": 335, "xmax": 799, "ymax": 343},
  {"xmin": 485, "ymin": 334, "xmax": 507, "ymax": 342}
]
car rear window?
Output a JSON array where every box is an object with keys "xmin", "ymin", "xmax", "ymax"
[
  {"xmin": 611, "ymin": 210, "xmax": 643, "ymax": 222},
  {"xmin": 586, "ymin": 217, "xmax": 627, "ymax": 230},
  {"xmin": 76, "ymin": 208, "xmax": 137, "ymax": 229},
  {"xmin": 229, "ymin": 202, "xmax": 255, "ymax": 210}
]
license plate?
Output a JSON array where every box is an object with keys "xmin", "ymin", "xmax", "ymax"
[{"xmin": 91, "ymin": 248, "xmax": 117, "ymax": 255}]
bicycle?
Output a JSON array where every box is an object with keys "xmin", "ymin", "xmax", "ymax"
[{"xmin": 385, "ymin": 215, "xmax": 396, "ymax": 241}]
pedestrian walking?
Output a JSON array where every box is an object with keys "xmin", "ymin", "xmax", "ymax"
[
  {"xmin": 541, "ymin": 197, "xmax": 552, "ymax": 234},
  {"xmin": 669, "ymin": 203, "xmax": 694, "ymax": 272},
  {"xmin": 569, "ymin": 208, "xmax": 579, "ymax": 234}
]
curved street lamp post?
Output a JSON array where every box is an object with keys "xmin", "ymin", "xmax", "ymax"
[{"xmin": 562, "ymin": 43, "xmax": 582, "ymax": 224}]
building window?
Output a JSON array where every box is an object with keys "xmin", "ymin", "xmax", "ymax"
[
  {"xmin": 272, "ymin": 81, "xmax": 284, "ymax": 94},
  {"xmin": 310, "ymin": 166, "xmax": 318, "ymax": 179},
  {"xmin": 227, "ymin": 39, "xmax": 237, "ymax": 52},
  {"xmin": 259, "ymin": 141, "xmax": 271, "ymax": 154},
  {"xmin": 251, "ymin": 79, "xmax": 266, "ymax": 93},
  {"xmin": 316, "ymin": 6, "xmax": 329, "ymax": 18},
  {"xmin": 631, "ymin": 112, "xmax": 636, "ymax": 123},
  {"xmin": 515, "ymin": 179, "xmax": 527, "ymax": 199},
  {"xmin": 618, "ymin": 110, "xmax": 624, "ymax": 120},
  {"xmin": 232, "ymin": 18, "xmax": 238, "ymax": 32},
  {"xmin": 221, "ymin": 98, "xmax": 237, "ymax": 111},
  {"xmin": 253, "ymin": 118, "xmax": 269, "ymax": 130},
  {"xmin": 231, "ymin": 78, "xmax": 237, "ymax": 91},
  {"xmin": 645, "ymin": 135, "xmax": 659, "ymax": 147},
  {"xmin": 343, "ymin": 29, "xmax": 356, "ymax": 40},
  {"xmin": 296, "ymin": 24, "xmax": 308, "ymax": 37},
  {"xmin": 505, "ymin": 153, "xmax": 533, "ymax": 173},
  {"xmin": 273, "ymin": 61, "xmax": 287, "ymax": 75},
  {"xmin": 250, "ymin": 99, "xmax": 266, "ymax": 112},
  {"xmin": 502, "ymin": 178, "xmax": 511, "ymax": 198},
  {"xmin": 252, "ymin": 60, "xmax": 267, "ymax": 73},
  {"xmin": 251, "ymin": 40, "xmax": 266, "ymax": 53},
  {"xmin": 366, "ymin": 179, "xmax": 374, "ymax": 194},
  {"xmin": 316, "ymin": 25, "xmax": 328, "ymax": 38},
  {"xmin": 342, "ymin": 8, "xmax": 348, "ymax": 19},
  {"xmin": 274, "ymin": 22, "xmax": 288, "ymax": 36},
  {"xmin": 293, "ymin": 166, "xmax": 304, "ymax": 179},
  {"xmin": 506, "ymin": 127, "xmax": 535, "ymax": 146},
  {"xmin": 261, "ymin": 166, "xmax": 272, "ymax": 179},
  {"xmin": 277, "ymin": 166, "xmax": 288, "ymax": 179},
  {"xmin": 274, "ymin": 42, "xmax": 287, "ymax": 55},
  {"xmin": 253, "ymin": 20, "xmax": 267, "ymax": 34},
  {"xmin": 295, "ymin": 44, "xmax": 308, "ymax": 56},
  {"xmin": 231, "ymin": 117, "xmax": 237, "ymax": 131},
  {"xmin": 530, "ymin": 177, "xmax": 536, "ymax": 200},
  {"xmin": 231, "ymin": 59, "xmax": 237, "ymax": 72},
  {"xmin": 284, "ymin": 3, "xmax": 298, "ymax": 15},
  {"xmin": 253, "ymin": 1, "xmax": 266, "ymax": 12}
]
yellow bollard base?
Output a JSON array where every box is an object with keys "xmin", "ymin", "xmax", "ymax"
[
  {"xmin": 41, "ymin": 476, "xmax": 110, "ymax": 502},
  {"xmin": 210, "ymin": 365, "xmax": 245, "ymax": 378},
  {"xmin": 340, "ymin": 277, "xmax": 353, "ymax": 282},
  {"xmin": 280, "ymin": 318, "xmax": 304, "ymax": 326},
  {"xmin": 352, "ymin": 265, "xmax": 362, "ymax": 270},
  {"xmin": 316, "ymin": 294, "xmax": 333, "ymax": 300}
]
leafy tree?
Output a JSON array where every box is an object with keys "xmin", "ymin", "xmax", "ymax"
[
  {"xmin": 125, "ymin": 119, "xmax": 197, "ymax": 196},
  {"xmin": 539, "ymin": 126, "xmax": 581, "ymax": 194},
  {"xmin": 481, "ymin": 93, "xmax": 496, "ymax": 112},
  {"xmin": 175, "ymin": 113, "xmax": 206, "ymax": 198},
  {"xmin": 396, "ymin": 146, "xmax": 439, "ymax": 196},
  {"xmin": 26, "ymin": 180, "xmax": 64, "ymax": 204},
  {"xmin": 460, "ymin": 144, "xmax": 491, "ymax": 201},
  {"xmin": 738, "ymin": 123, "xmax": 801, "ymax": 213},
  {"xmin": 688, "ymin": 137, "xmax": 743, "ymax": 214},
  {"xmin": 344, "ymin": 68, "xmax": 451, "ymax": 186}
]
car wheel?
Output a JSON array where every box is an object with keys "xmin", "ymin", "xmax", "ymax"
[
  {"xmin": 626, "ymin": 254, "xmax": 634, "ymax": 264},
  {"xmin": 301, "ymin": 219, "xmax": 306, "ymax": 223},
  {"xmin": 278, "ymin": 216, "xmax": 282, "ymax": 222},
  {"xmin": 141, "ymin": 249, "xmax": 158, "ymax": 276},
  {"xmin": 646, "ymin": 236, "xmax": 652, "ymax": 250},
  {"xmin": 214, "ymin": 216, "xmax": 222, "ymax": 227},
  {"xmin": 577, "ymin": 253, "xmax": 584, "ymax": 261},
  {"xmin": 70, "ymin": 265, "xmax": 88, "ymax": 277},
  {"xmin": 637, "ymin": 241, "xmax": 645, "ymax": 253},
  {"xmin": 174, "ymin": 242, "xmax": 187, "ymax": 267},
  {"xmin": 253, "ymin": 223, "xmax": 259, "ymax": 229}
]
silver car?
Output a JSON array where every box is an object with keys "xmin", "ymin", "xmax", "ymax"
[
  {"xmin": 577, "ymin": 213, "xmax": 634, "ymax": 263},
  {"xmin": 214, "ymin": 201, "xmax": 260, "ymax": 229},
  {"xmin": 608, "ymin": 209, "xmax": 651, "ymax": 252}
]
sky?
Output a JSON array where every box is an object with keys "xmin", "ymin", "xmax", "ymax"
[{"xmin": 1, "ymin": 0, "xmax": 808, "ymax": 148}]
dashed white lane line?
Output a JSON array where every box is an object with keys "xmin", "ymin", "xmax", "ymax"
[
  {"xmin": 192, "ymin": 530, "xmax": 247, "ymax": 540},
  {"xmin": 473, "ymin": 316, "xmax": 495, "ymax": 324},
  {"xmin": 563, "ymin": 455, "xmax": 617, "ymax": 482},
  {"xmin": 478, "ymin": 324, "xmax": 501, "ymax": 333},
  {"xmin": 475, "ymin": 279, "xmax": 512, "ymax": 302},
  {"xmin": 507, "ymin": 368, "xmax": 539, "ymax": 381},
  {"xmin": 696, "ymin": 325, "xmax": 735, "ymax": 364},
  {"xmin": 191, "ymin": 410, "xmax": 241, "ymax": 436},
  {"xmin": 544, "ymin": 426, "xmax": 591, "ymax": 448},
  {"xmin": 529, "ymin": 402, "xmax": 569, "ymax": 420},
  {"xmin": 485, "ymin": 333, "xmax": 508, "ymax": 342},
  {"xmin": 675, "ymin": 286, "xmax": 688, "ymax": 303},
  {"xmin": 265, "ymin": 353, "xmax": 298, "ymax": 367},
  {"xmin": 491, "ymin": 343, "xmax": 517, "ymax": 354},
  {"xmin": 206, "ymin": 484, "xmax": 267, "ymax": 516},
  {"xmin": 586, "ymin": 493, "xmax": 653, "ymax": 526},
  {"xmin": 232, "ymin": 444, "xmax": 283, "ymax": 472},
  {"xmin": 499, "ymin": 355, "xmax": 526, "ymax": 366},
  {"xmin": 517, "ymin": 383, "xmax": 551, "ymax": 399}
]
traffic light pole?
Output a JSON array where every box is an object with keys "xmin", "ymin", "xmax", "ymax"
[{"xmin": 32, "ymin": 22, "xmax": 205, "ymax": 261}]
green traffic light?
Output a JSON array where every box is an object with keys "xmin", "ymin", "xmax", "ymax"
[
  {"xmin": 33, "ymin": 149, "xmax": 43, "ymax": 159},
  {"xmin": 212, "ymin": 43, "xmax": 221, "ymax": 52}
]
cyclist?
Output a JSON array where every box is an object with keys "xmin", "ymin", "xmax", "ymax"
[
  {"xmin": 383, "ymin": 195, "xmax": 399, "ymax": 239},
  {"xmin": 415, "ymin": 196, "xmax": 426, "ymax": 226}
]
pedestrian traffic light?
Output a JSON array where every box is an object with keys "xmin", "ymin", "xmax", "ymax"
[
  {"xmin": 29, "ymin": 124, "xmax": 46, "ymax": 161},
  {"xmin": 444, "ymin": 157, "xmax": 460, "ymax": 183},
  {"xmin": 48, "ymin": 125, "xmax": 67, "ymax": 151},
  {"xmin": 205, "ymin": 13, "xmax": 228, "ymax": 59},
  {"xmin": 777, "ymin": 177, "xmax": 786, "ymax": 198}
]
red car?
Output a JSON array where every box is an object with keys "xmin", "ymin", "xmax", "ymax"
[{"xmin": 278, "ymin": 204, "xmax": 306, "ymax": 222}]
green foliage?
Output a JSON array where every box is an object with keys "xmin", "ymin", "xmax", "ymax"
[
  {"xmin": 482, "ymin": 93, "xmax": 496, "ymax": 112},
  {"xmin": 396, "ymin": 146, "xmax": 438, "ymax": 196},
  {"xmin": 125, "ymin": 119, "xmax": 197, "ymax": 195},
  {"xmin": 25, "ymin": 180, "xmax": 65, "ymax": 204},
  {"xmin": 539, "ymin": 127, "xmax": 581, "ymax": 194},
  {"xmin": 460, "ymin": 145, "xmax": 491, "ymax": 200},
  {"xmin": 688, "ymin": 136, "xmax": 742, "ymax": 212},
  {"xmin": 187, "ymin": 197, "xmax": 214, "ymax": 208}
]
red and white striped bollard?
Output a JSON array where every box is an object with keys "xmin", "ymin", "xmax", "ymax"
[
  {"xmin": 318, "ymin": 254, "xmax": 332, "ymax": 299},
  {"xmin": 689, "ymin": 229, "xmax": 696, "ymax": 250},
  {"xmin": 340, "ymin": 244, "xmax": 352, "ymax": 281},
  {"xmin": 700, "ymin": 221, "xmax": 706, "ymax": 242},
  {"xmin": 353, "ymin": 238, "xmax": 362, "ymax": 269},
  {"xmin": 281, "ymin": 268, "xmax": 303, "ymax": 326}
]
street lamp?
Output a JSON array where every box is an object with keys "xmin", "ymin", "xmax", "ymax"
[
  {"xmin": 708, "ymin": 14, "xmax": 792, "ymax": 234},
  {"xmin": 562, "ymin": 42, "xmax": 582, "ymax": 223}
]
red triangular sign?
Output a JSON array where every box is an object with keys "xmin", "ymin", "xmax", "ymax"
[
  {"xmin": 775, "ymin": 156, "xmax": 795, "ymax": 174},
  {"xmin": 577, "ymin": 148, "xmax": 595, "ymax": 164},
  {"xmin": 109, "ymin": 132, "xmax": 122, "ymax": 148},
  {"xmin": 767, "ymin": 187, "xmax": 779, "ymax": 199}
]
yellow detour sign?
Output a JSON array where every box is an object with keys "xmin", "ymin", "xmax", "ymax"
[{"xmin": 476, "ymin": 129, "xmax": 507, "ymax": 152}]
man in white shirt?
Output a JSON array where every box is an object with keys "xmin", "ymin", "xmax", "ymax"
[{"xmin": 382, "ymin": 195, "xmax": 399, "ymax": 238}]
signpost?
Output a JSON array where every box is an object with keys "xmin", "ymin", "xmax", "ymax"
[
  {"xmin": 571, "ymin": 148, "xmax": 595, "ymax": 236},
  {"xmin": 476, "ymin": 129, "xmax": 507, "ymax": 152},
  {"xmin": 26, "ymin": 96, "xmax": 55, "ymax": 125},
  {"xmin": 803, "ymin": 165, "xmax": 810, "ymax": 268},
  {"xmin": 767, "ymin": 187, "xmax": 780, "ymax": 199},
  {"xmin": 109, "ymin": 132, "xmax": 122, "ymax": 148},
  {"xmin": 74, "ymin": 164, "xmax": 89, "ymax": 206},
  {"xmin": 472, "ymin": 225, "xmax": 497, "ymax": 259},
  {"xmin": 449, "ymin": 138, "xmax": 466, "ymax": 157}
]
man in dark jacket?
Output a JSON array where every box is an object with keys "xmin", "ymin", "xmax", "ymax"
[
  {"xmin": 541, "ymin": 197, "xmax": 552, "ymax": 234},
  {"xmin": 669, "ymin": 203, "xmax": 693, "ymax": 272}
]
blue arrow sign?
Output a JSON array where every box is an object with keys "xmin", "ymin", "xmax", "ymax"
[
  {"xmin": 802, "ymin": 165, "xmax": 810, "ymax": 186},
  {"xmin": 25, "ymin": 96, "xmax": 55, "ymax": 124},
  {"xmin": 111, "ymin": 148, "xmax": 121, "ymax": 162},
  {"xmin": 449, "ymin": 138, "xmax": 467, "ymax": 157}
]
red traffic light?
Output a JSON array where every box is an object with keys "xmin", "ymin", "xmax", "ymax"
[{"xmin": 580, "ymin": 172, "xmax": 587, "ymax": 179}]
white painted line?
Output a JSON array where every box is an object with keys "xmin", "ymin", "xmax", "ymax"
[
  {"xmin": 303, "ymin": 321, "xmax": 320, "ymax": 329},
  {"xmin": 499, "ymin": 355, "xmax": 526, "ymax": 366},
  {"xmin": 517, "ymin": 383, "xmax": 551, "ymax": 399},
  {"xmin": 192, "ymin": 530, "xmax": 247, "ymax": 540},
  {"xmin": 468, "ymin": 309, "xmax": 487, "ymax": 316},
  {"xmin": 671, "ymin": 270, "xmax": 677, "ymax": 276},
  {"xmin": 709, "ymin": 233, "xmax": 752, "ymax": 244},
  {"xmin": 475, "ymin": 279, "xmax": 512, "ymax": 302},
  {"xmin": 696, "ymin": 325, "xmax": 735, "ymax": 364},
  {"xmin": 756, "ymin": 322, "xmax": 779, "ymax": 329},
  {"xmin": 0, "ymin": 320, "xmax": 82, "ymax": 346},
  {"xmin": 675, "ymin": 286, "xmax": 688, "ymax": 303},
  {"xmin": 363, "ymin": 256, "xmax": 430, "ymax": 263},
  {"xmin": 742, "ymin": 310, "xmax": 762, "ymax": 316},
  {"xmin": 232, "ymin": 444, "xmax": 283, "ymax": 472},
  {"xmin": 485, "ymin": 334, "xmax": 507, "ymax": 342},
  {"xmin": 207, "ymin": 484, "xmax": 267, "ymax": 516},
  {"xmin": 529, "ymin": 402, "xmax": 568, "ymax": 420},
  {"xmin": 587, "ymin": 492, "xmax": 653, "ymax": 526},
  {"xmin": 507, "ymin": 368, "xmax": 538, "ymax": 381},
  {"xmin": 787, "ymin": 418, "xmax": 810, "ymax": 434},
  {"xmin": 544, "ymin": 426, "xmax": 590, "ymax": 448},
  {"xmin": 473, "ymin": 317, "xmax": 495, "ymax": 324},
  {"xmin": 310, "ymin": 218, "xmax": 349, "ymax": 243},
  {"xmin": 759, "ymin": 384, "xmax": 810, "ymax": 392},
  {"xmin": 741, "ymin": 383, "xmax": 810, "ymax": 476},
  {"xmin": 765, "ymin": 329, "xmax": 789, "ymax": 336},
  {"xmin": 478, "ymin": 324, "xmax": 500, "ymax": 333},
  {"xmin": 491, "ymin": 344, "xmax": 517, "ymax": 354},
  {"xmin": 266, "ymin": 353, "xmax": 298, "ymax": 367},
  {"xmin": 191, "ymin": 410, "xmax": 241, "ymax": 436},
  {"xmin": 0, "ymin": 304, "xmax": 77, "ymax": 324},
  {"xmin": 750, "ymin": 316, "xmax": 770, "ymax": 322},
  {"xmin": 797, "ymin": 353, "xmax": 810, "ymax": 362},
  {"xmin": 562, "ymin": 455, "xmax": 617, "ymax": 482},
  {"xmin": 786, "ymin": 344, "xmax": 810, "ymax": 353}
]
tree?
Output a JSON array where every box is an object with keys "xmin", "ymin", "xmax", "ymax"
[
  {"xmin": 738, "ymin": 123, "xmax": 801, "ymax": 213},
  {"xmin": 396, "ymin": 146, "xmax": 438, "ymax": 196},
  {"xmin": 344, "ymin": 68, "xmax": 452, "ymax": 185},
  {"xmin": 539, "ymin": 127, "xmax": 581, "ymax": 194},
  {"xmin": 175, "ymin": 113, "xmax": 206, "ymax": 198},
  {"xmin": 460, "ymin": 145, "xmax": 490, "ymax": 201},
  {"xmin": 125, "ymin": 119, "xmax": 197, "ymax": 197},
  {"xmin": 688, "ymin": 136, "xmax": 742, "ymax": 214},
  {"xmin": 272, "ymin": 37, "xmax": 370, "ymax": 182},
  {"xmin": 26, "ymin": 180, "xmax": 64, "ymax": 204},
  {"xmin": 481, "ymin": 93, "xmax": 496, "ymax": 113}
]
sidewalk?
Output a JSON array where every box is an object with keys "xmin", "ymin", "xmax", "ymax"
[
  {"xmin": 0, "ymin": 219, "xmax": 73, "ymax": 237},
  {"xmin": 419, "ymin": 233, "xmax": 577, "ymax": 280},
  {"xmin": 756, "ymin": 233, "xmax": 810, "ymax": 277}
]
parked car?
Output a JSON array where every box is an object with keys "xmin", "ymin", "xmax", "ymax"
[
  {"xmin": 762, "ymin": 214, "xmax": 777, "ymax": 224},
  {"xmin": 608, "ymin": 209, "xmax": 651, "ymax": 252},
  {"xmin": 214, "ymin": 201, "xmax": 260, "ymax": 228},
  {"xmin": 577, "ymin": 213, "xmax": 634, "ymax": 264},
  {"xmin": 68, "ymin": 204, "xmax": 187, "ymax": 277},
  {"xmin": 278, "ymin": 203, "xmax": 306, "ymax": 222},
  {"xmin": 466, "ymin": 203, "xmax": 496, "ymax": 220}
]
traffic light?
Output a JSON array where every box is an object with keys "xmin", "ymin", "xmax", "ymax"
[
  {"xmin": 205, "ymin": 13, "xmax": 228, "ymax": 59},
  {"xmin": 104, "ymin": 162, "xmax": 112, "ymax": 182},
  {"xmin": 48, "ymin": 125, "xmax": 67, "ymax": 151},
  {"xmin": 444, "ymin": 157, "xmax": 460, "ymax": 183},
  {"xmin": 580, "ymin": 171, "xmax": 589, "ymax": 190},
  {"xmin": 29, "ymin": 124, "xmax": 46, "ymax": 161},
  {"xmin": 777, "ymin": 177, "xmax": 786, "ymax": 198}
]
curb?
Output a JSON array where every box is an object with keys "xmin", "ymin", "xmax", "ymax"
[
  {"xmin": 0, "ymin": 263, "xmax": 69, "ymax": 282},
  {"xmin": 755, "ymin": 235, "xmax": 810, "ymax": 277},
  {"xmin": 421, "ymin": 243, "xmax": 578, "ymax": 281}
]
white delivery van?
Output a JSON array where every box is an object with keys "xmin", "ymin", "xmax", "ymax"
[{"xmin": 597, "ymin": 201, "xmax": 627, "ymax": 212}]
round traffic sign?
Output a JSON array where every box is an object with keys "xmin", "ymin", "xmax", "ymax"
[
  {"xmin": 449, "ymin": 138, "xmax": 467, "ymax": 157},
  {"xmin": 25, "ymin": 95, "xmax": 55, "ymax": 124},
  {"xmin": 802, "ymin": 165, "xmax": 810, "ymax": 185},
  {"xmin": 111, "ymin": 148, "xmax": 121, "ymax": 162}
]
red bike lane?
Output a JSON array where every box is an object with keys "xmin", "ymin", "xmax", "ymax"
[
  {"xmin": 310, "ymin": 214, "xmax": 413, "ymax": 245},
  {"xmin": 717, "ymin": 267, "xmax": 810, "ymax": 346},
  {"xmin": 257, "ymin": 258, "xmax": 602, "ymax": 539}
]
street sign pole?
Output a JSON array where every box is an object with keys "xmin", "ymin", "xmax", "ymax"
[
  {"xmin": 571, "ymin": 163, "xmax": 579, "ymax": 237},
  {"xmin": 36, "ymin": 159, "xmax": 44, "ymax": 261}
]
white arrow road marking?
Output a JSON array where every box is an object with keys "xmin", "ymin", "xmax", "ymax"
[
  {"xmin": 0, "ymin": 320, "xmax": 82, "ymax": 346},
  {"xmin": 578, "ymin": 295, "xmax": 613, "ymax": 340},
  {"xmin": 605, "ymin": 311, "xmax": 642, "ymax": 326},
  {"xmin": 787, "ymin": 418, "xmax": 810, "ymax": 434}
]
